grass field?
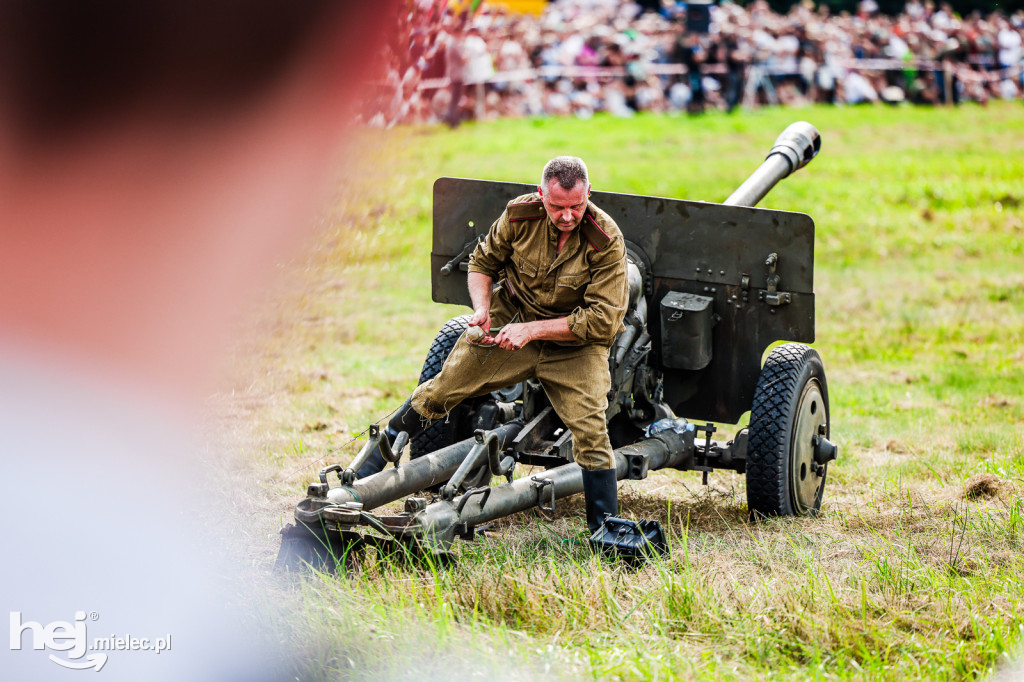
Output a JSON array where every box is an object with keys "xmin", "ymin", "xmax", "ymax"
[{"xmin": 215, "ymin": 102, "xmax": 1024, "ymax": 680}]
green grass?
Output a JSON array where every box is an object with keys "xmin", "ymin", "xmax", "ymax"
[{"xmin": 220, "ymin": 102, "xmax": 1024, "ymax": 680}]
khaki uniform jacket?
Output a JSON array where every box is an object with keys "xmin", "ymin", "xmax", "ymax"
[{"xmin": 467, "ymin": 193, "xmax": 628, "ymax": 347}]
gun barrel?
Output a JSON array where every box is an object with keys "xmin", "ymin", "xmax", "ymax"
[{"xmin": 724, "ymin": 121, "xmax": 821, "ymax": 208}]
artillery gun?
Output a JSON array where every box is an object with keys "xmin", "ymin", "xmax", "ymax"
[{"xmin": 277, "ymin": 122, "xmax": 837, "ymax": 568}]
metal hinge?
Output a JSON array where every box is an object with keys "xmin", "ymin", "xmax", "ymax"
[{"xmin": 759, "ymin": 252, "xmax": 791, "ymax": 307}]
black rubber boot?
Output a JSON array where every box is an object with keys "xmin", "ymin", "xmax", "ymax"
[
  {"xmin": 355, "ymin": 399, "xmax": 430, "ymax": 479},
  {"xmin": 581, "ymin": 467, "xmax": 619, "ymax": 533},
  {"xmin": 387, "ymin": 398, "xmax": 429, "ymax": 436}
]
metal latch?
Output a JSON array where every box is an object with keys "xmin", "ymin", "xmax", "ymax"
[
  {"xmin": 759, "ymin": 253, "xmax": 792, "ymax": 307},
  {"xmin": 531, "ymin": 476, "xmax": 555, "ymax": 512}
]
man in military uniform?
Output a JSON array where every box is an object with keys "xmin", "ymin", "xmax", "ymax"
[{"xmin": 359, "ymin": 156, "xmax": 629, "ymax": 534}]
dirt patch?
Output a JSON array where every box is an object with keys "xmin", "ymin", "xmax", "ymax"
[
  {"xmin": 884, "ymin": 439, "xmax": 915, "ymax": 455},
  {"xmin": 963, "ymin": 473, "xmax": 1003, "ymax": 500},
  {"xmin": 981, "ymin": 395, "xmax": 1014, "ymax": 409}
]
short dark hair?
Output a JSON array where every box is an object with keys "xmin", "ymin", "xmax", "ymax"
[{"xmin": 541, "ymin": 156, "xmax": 589, "ymax": 193}]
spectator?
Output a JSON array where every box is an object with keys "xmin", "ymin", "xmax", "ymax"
[
  {"xmin": 462, "ymin": 26, "xmax": 496, "ymax": 121},
  {"xmin": 370, "ymin": 0, "xmax": 1024, "ymax": 126}
]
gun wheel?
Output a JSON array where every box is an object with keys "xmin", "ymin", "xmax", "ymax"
[
  {"xmin": 412, "ymin": 315, "xmax": 490, "ymax": 490},
  {"xmin": 411, "ymin": 315, "xmax": 471, "ymax": 458},
  {"xmin": 746, "ymin": 343, "xmax": 831, "ymax": 518}
]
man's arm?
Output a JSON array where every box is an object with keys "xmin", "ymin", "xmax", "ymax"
[
  {"xmin": 469, "ymin": 272, "xmax": 573, "ymax": 349},
  {"xmin": 564, "ymin": 236, "xmax": 629, "ymax": 345},
  {"xmin": 492, "ymin": 318, "xmax": 576, "ymax": 351},
  {"xmin": 466, "ymin": 203, "xmax": 516, "ymax": 335},
  {"xmin": 466, "ymin": 271, "xmax": 493, "ymax": 333}
]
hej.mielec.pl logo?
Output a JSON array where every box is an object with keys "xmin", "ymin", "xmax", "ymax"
[{"xmin": 10, "ymin": 611, "xmax": 171, "ymax": 672}]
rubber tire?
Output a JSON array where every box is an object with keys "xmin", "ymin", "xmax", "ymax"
[
  {"xmin": 410, "ymin": 315, "xmax": 472, "ymax": 458},
  {"xmin": 746, "ymin": 343, "xmax": 830, "ymax": 518}
]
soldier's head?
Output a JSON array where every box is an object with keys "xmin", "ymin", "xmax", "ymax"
[{"xmin": 539, "ymin": 156, "xmax": 591, "ymax": 232}]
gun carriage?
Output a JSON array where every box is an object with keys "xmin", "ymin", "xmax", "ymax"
[{"xmin": 277, "ymin": 122, "xmax": 837, "ymax": 568}]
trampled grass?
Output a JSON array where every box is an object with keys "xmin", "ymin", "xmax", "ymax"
[{"xmin": 213, "ymin": 101, "xmax": 1024, "ymax": 680}]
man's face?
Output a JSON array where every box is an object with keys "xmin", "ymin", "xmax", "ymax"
[{"xmin": 538, "ymin": 179, "xmax": 590, "ymax": 233}]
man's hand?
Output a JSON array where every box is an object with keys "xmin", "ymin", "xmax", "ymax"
[
  {"xmin": 465, "ymin": 324, "xmax": 493, "ymax": 346},
  {"xmin": 467, "ymin": 308, "xmax": 491, "ymax": 335},
  {"xmin": 493, "ymin": 322, "xmax": 533, "ymax": 351}
]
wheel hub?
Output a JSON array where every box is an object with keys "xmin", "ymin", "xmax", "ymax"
[{"xmin": 790, "ymin": 379, "xmax": 827, "ymax": 513}]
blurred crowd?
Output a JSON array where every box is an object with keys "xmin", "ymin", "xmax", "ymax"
[{"xmin": 368, "ymin": 0, "xmax": 1024, "ymax": 126}]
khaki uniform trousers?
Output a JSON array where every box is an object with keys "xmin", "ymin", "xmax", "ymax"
[{"xmin": 411, "ymin": 334, "xmax": 614, "ymax": 471}]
